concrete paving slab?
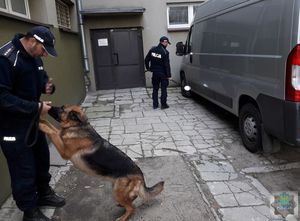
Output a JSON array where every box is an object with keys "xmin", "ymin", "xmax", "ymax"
[
  {"xmin": 49, "ymin": 144, "xmax": 67, "ymax": 166},
  {"xmin": 0, "ymin": 208, "xmax": 22, "ymax": 221},
  {"xmin": 214, "ymin": 194, "xmax": 238, "ymax": 207},
  {"xmin": 252, "ymin": 169, "xmax": 300, "ymax": 194},
  {"xmin": 53, "ymin": 156, "xmax": 217, "ymax": 221},
  {"xmin": 219, "ymin": 207, "xmax": 269, "ymax": 221},
  {"xmin": 207, "ymin": 182, "xmax": 232, "ymax": 195},
  {"xmin": 234, "ymin": 192, "xmax": 265, "ymax": 206}
]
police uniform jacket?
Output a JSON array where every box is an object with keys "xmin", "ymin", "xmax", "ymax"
[
  {"xmin": 0, "ymin": 34, "xmax": 50, "ymax": 132},
  {"xmin": 145, "ymin": 43, "xmax": 171, "ymax": 78}
]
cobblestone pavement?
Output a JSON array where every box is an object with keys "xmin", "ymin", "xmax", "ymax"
[
  {"xmin": 81, "ymin": 87, "xmax": 300, "ymax": 221},
  {"xmin": 1, "ymin": 87, "xmax": 299, "ymax": 221}
]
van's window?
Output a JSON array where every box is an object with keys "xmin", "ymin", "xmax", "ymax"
[
  {"xmin": 193, "ymin": 5, "xmax": 201, "ymax": 15},
  {"xmin": 167, "ymin": 3, "xmax": 204, "ymax": 31},
  {"xmin": 200, "ymin": 19, "xmax": 216, "ymax": 53},
  {"xmin": 0, "ymin": 0, "xmax": 30, "ymax": 18},
  {"xmin": 187, "ymin": 26, "xmax": 194, "ymax": 53}
]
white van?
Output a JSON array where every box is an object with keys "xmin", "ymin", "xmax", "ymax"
[{"xmin": 176, "ymin": 0, "xmax": 300, "ymax": 153}]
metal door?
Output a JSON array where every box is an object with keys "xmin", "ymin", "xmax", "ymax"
[{"xmin": 91, "ymin": 28, "xmax": 145, "ymax": 90}]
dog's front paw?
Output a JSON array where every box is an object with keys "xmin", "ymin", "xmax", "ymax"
[
  {"xmin": 39, "ymin": 122, "xmax": 52, "ymax": 134},
  {"xmin": 115, "ymin": 217, "xmax": 127, "ymax": 221}
]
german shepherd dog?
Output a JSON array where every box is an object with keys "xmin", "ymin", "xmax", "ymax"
[{"xmin": 39, "ymin": 105, "xmax": 164, "ymax": 221}]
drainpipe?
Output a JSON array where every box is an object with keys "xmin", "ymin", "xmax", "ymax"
[{"xmin": 76, "ymin": 0, "xmax": 91, "ymax": 87}]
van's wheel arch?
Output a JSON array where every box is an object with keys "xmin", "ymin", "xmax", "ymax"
[
  {"xmin": 180, "ymin": 72, "xmax": 192, "ymax": 97},
  {"xmin": 239, "ymin": 103, "xmax": 263, "ymax": 153}
]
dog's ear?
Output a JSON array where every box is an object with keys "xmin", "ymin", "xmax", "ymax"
[{"xmin": 68, "ymin": 111, "xmax": 87, "ymax": 123}]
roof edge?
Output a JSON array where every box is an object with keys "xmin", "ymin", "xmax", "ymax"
[{"xmin": 81, "ymin": 7, "xmax": 145, "ymax": 16}]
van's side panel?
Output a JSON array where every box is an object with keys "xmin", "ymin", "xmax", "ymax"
[
  {"xmin": 186, "ymin": 1, "xmax": 288, "ymax": 115},
  {"xmin": 211, "ymin": 2, "xmax": 272, "ymax": 113},
  {"xmin": 194, "ymin": 0, "xmax": 250, "ymax": 21}
]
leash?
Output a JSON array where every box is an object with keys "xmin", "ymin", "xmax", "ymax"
[
  {"xmin": 145, "ymin": 70, "xmax": 177, "ymax": 84},
  {"xmin": 25, "ymin": 102, "xmax": 43, "ymax": 147}
]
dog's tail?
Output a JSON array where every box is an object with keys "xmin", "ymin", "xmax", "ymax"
[{"xmin": 138, "ymin": 180, "xmax": 164, "ymax": 201}]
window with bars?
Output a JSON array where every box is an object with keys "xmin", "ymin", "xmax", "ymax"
[
  {"xmin": 56, "ymin": 0, "xmax": 71, "ymax": 29},
  {"xmin": 167, "ymin": 3, "xmax": 203, "ymax": 30},
  {"xmin": 0, "ymin": 0, "xmax": 30, "ymax": 18}
]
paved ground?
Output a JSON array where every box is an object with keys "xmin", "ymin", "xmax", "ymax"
[
  {"xmin": 53, "ymin": 156, "xmax": 216, "ymax": 221},
  {"xmin": 0, "ymin": 87, "xmax": 299, "ymax": 221}
]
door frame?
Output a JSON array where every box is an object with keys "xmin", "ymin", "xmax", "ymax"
[{"xmin": 90, "ymin": 27, "xmax": 145, "ymax": 90}]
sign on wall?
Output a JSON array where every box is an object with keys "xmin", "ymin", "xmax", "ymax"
[{"xmin": 98, "ymin": 38, "xmax": 108, "ymax": 47}]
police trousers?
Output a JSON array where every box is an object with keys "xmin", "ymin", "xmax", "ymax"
[
  {"xmin": 152, "ymin": 74, "xmax": 169, "ymax": 107},
  {"xmin": 0, "ymin": 129, "xmax": 51, "ymax": 211}
]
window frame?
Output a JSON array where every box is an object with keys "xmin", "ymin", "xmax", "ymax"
[
  {"xmin": 55, "ymin": 0, "xmax": 71, "ymax": 29},
  {"xmin": 167, "ymin": 3, "xmax": 201, "ymax": 31},
  {"xmin": 0, "ymin": 0, "xmax": 30, "ymax": 19}
]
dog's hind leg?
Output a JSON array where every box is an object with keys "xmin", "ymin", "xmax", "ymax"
[
  {"xmin": 113, "ymin": 178, "xmax": 138, "ymax": 221},
  {"xmin": 116, "ymin": 202, "xmax": 134, "ymax": 221}
]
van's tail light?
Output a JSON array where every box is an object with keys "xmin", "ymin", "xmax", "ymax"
[{"xmin": 286, "ymin": 45, "xmax": 300, "ymax": 101}]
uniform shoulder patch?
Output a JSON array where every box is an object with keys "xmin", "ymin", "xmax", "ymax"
[{"xmin": 0, "ymin": 42, "xmax": 17, "ymax": 64}]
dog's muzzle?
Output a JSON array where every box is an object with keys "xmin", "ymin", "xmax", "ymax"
[{"xmin": 48, "ymin": 106, "xmax": 64, "ymax": 122}]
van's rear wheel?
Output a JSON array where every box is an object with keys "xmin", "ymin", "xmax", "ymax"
[
  {"xmin": 180, "ymin": 74, "xmax": 192, "ymax": 97},
  {"xmin": 239, "ymin": 103, "xmax": 262, "ymax": 153}
]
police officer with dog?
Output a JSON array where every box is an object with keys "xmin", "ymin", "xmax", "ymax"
[
  {"xmin": 0, "ymin": 26, "xmax": 65, "ymax": 221},
  {"xmin": 145, "ymin": 36, "xmax": 172, "ymax": 109}
]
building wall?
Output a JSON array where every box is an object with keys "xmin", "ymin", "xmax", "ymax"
[
  {"xmin": 29, "ymin": 0, "xmax": 78, "ymax": 32},
  {"xmin": 0, "ymin": 149, "xmax": 10, "ymax": 208},
  {"xmin": 82, "ymin": 0, "xmax": 203, "ymax": 91},
  {"xmin": 0, "ymin": 0, "xmax": 85, "ymax": 206},
  {"xmin": 42, "ymin": 28, "xmax": 86, "ymax": 106}
]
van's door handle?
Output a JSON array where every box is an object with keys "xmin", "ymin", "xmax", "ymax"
[
  {"xmin": 113, "ymin": 53, "xmax": 119, "ymax": 65},
  {"xmin": 190, "ymin": 52, "xmax": 193, "ymax": 63}
]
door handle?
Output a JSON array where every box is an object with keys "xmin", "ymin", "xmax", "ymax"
[
  {"xmin": 113, "ymin": 53, "xmax": 119, "ymax": 65},
  {"xmin": 189, "ymin": 52, "xmax": 193, "ymax": 64}
]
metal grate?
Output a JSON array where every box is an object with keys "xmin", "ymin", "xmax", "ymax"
[{"xmin": 56, "ymin": 0, "xmax": 71, "ymax": 29}]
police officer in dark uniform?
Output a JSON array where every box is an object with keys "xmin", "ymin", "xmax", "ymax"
[
  {"xmin": 145, "ymin": 36, "xmax": 171, "ymax": 109},
  {"xmin": 0, "ymin": 26, "xmax": 65, "ymax": 221}
]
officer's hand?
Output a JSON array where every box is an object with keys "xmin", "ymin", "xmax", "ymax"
[
  {"xmin": 45, "ymin": 78, "xmax": 54, "ymax": 94},
  {"xmin": 40, "ymin": 101, "xmax": 52, "ymax": 116}
]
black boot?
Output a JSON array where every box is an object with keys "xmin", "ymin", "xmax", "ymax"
[
  {"xmin": 38, "ymin": 187, "xmax": 65, "ymax": 207},
  {"xmin": 161, "ymin": 104, "xmax": 169, "ymax": 109},
  {"xmin": 23, "ymin": 207, "xmax": 52, "ymax": 221}
]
